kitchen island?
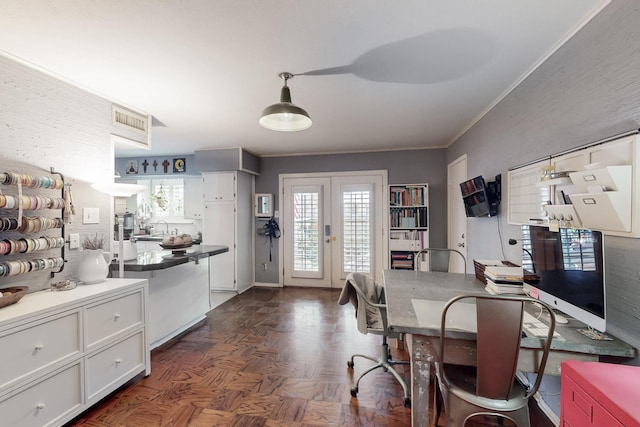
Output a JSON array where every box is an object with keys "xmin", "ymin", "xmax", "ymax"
[{"xmin": 110, "ymin": 245, "xmax": 229, "ymax": 349}]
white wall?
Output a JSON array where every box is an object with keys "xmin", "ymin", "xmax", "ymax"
[{"xmin": 1, "ymin": 54, "xmax": 115, "ymax": 292}]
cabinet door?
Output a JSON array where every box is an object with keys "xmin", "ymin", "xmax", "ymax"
[
  {"xmin": 203, "ymin": 202, "xmax": 236, "ymax": 290},
  {"xmin": 0, "ymin": 361, "xmax": 83, "ymax": 427},
  {"xmin": 203, "ymin": 172, "xmax": 235, "ymax": 202},
  {"xmin": 183, "ymin": 176, "xmax": 204, "ymax": 219}
]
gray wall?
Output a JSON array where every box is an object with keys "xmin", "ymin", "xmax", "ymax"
[
  {"xmin": 254, "ymin": 149, "xmax": 447, "ymax": 283},
  {"xmin": 448, "ymin": 0, "xmax": 640, "ymax": 416}
]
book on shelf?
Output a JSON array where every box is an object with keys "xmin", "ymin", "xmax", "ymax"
[{"xmin": 389, "ymin": 186, "xmax": 426, "ymax": 206}]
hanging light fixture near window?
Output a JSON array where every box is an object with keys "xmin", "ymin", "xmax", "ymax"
[{"xmin": 259, "ymin": 72, "xmax": 312, "ymax": 131}]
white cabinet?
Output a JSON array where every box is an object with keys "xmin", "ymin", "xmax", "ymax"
[
  {"xmin": 0, "ymin": 279, "xmax": 149, "ymax": 427},
  {"xmin": 205, "ymin": 202, "xmax": 236, "ymax": 290},
  {"xmin": 203, "ymin": 172, "xmax": 235, "ymax": 202},
  {"xmin": 183, "ymin": 176, "xmax": 204, "ymax": 219},
  {"xmin": 202, "ymin": 171, "xmax": 253, "ymax": 292}
]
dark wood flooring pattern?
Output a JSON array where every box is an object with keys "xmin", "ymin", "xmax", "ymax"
[{"xmin": 67, "ymin": 287, "xmax": 555, "ymax": 427}]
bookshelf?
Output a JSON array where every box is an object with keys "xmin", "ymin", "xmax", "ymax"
[{"xmin": 389, "ymin": 183, "xmax": 429, "ymax": 270}]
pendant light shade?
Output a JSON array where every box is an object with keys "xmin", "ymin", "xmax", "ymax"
[{"xmin": 260, "ymin": 72, "xmax": 312, "ymax": 131}]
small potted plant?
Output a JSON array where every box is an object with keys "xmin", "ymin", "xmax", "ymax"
[
  {"xmin": 82, "ymin": 233, "xmax": 106, "ymax": 250},
  {"xmin": 78, "ymin": 234, "xmax": 108, "ymax": 284}
]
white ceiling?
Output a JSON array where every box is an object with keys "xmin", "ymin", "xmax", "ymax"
[{"xmin": 0, "ymin": 0, "xmax": 608, "ymax": 158}]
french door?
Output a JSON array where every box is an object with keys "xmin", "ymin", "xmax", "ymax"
[{"xmin": 281, "ymin": 171, "xmax": 386, "ymax": 288}]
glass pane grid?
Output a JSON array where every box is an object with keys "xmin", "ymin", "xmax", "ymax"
[
  {"xmin": 293, "ymin": 192, "xmax": 320, "ymax": 272},
  {"xmin": 343, "ymin": 191, "xmax": 371, "ymax": 273}
]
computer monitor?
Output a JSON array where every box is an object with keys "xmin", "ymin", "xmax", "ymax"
[{"xmin": 521, "ymin": 225, "xmax": 606, "ymax": 331}]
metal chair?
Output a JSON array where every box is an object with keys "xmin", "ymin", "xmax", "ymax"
[
  {"xmin": 338, "ymin": 272, "xmax": 411, "ymax": 407},
  {"xmin": 414, "ymin": 248, "xmax": 467, "ymax": 273},
  {"xmin": 434, "ymin": 294, "xmax": 555, "ymax": 426}
]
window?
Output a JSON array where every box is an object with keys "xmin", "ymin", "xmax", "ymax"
[{"xmin": 136, "ymin": 178, "xmax": 184, "ymax": 221}]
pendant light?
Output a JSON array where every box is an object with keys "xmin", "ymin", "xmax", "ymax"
[{"xmin": 259, "ymin": 72, "xmax": 312, "ymax": 131}]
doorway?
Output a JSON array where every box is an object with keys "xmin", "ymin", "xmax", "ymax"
[
  {"xmin": 280, "ymin": 171, "xmax": 387, "ymax": 288},
  {"xmin": 448, "ymin": 155, "xmax": 468, "ymax": 273}
]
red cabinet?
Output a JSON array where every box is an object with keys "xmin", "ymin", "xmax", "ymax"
[{"xmin": 561, "ymin": 360, "xmax": 640, "ymax": 427}]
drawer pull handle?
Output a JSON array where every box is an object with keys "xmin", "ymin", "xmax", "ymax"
[
  {"xmin": 115, "ymin": 358, "xmax": 122, "ymax": 365},
  {"xmin": 36, "ymin": 403, "xmax": 45, "ymax": 410},
  {"xmin": 114, "ymin": 313, "xmax": 121, "ymax": 320},
  {"xmin": 35, "ymin": 344, "xmax": 44, "ymax": 351}
]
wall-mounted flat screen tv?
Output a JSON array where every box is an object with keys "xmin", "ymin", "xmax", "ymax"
[{"xmin": 460, "ymin": 175, "xmax": 500, "ymax": 217}]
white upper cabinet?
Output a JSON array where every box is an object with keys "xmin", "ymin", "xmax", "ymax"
[{"xmin": 203, "ymin": 172, "xmax": 235, "ymax": 202}]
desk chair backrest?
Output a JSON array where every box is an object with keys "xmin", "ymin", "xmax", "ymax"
[
  {"xmin": 439, "ymin": 294, "xmax": 555, "ymax": 400},
  {"xmin": 343, "ymin": 272, "xmax": 388, "ymax": 334},
  {"xmin": 415, "ymin": 248, "xmax": 467, "ymax": 274}
]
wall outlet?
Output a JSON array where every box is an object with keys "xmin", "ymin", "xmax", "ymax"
[{"xmin": 69, "ymin": 233, "xmax": 80, "ymax": 249}]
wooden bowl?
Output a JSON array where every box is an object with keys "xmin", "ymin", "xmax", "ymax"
[
  {"xmin": 159, "ymin": 242, "xmax": 193, "ymax": 250},
  {"xmin": 0, "ymin": 286, "xmax": 29, "ymax": 308}
]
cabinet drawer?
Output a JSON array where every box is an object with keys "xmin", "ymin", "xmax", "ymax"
[
  {"xmin": 85, "ymin": 290, "xmax": 143, "ymax": 350},
  {"xmin": 0, "ymin": 361, "xmax": 82, "ymax": 427},
  {"xmin": 562, "ymin": 376, "xmax": 623, "ymax": 427},
  {"xmin": 0, "ymin": 311, "xmax": 81, "ymax": 389},
  {"xmin": 86, "ymin": 331, "xmax": 145, "ymax": 402}
]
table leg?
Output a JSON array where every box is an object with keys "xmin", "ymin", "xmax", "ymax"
[{"xmin": 408, "ymin": 334, "xmax": 432, "ymax": 427}]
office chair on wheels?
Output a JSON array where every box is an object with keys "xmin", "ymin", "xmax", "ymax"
[
  {"xmin": 414, "ymin": 248, "xmax": 467, "ymax": 273},
  {"xmin": 434, "ymin": 294, "xmax": 556, "ymax": 427},
  {"xmin": 338, "ymin": 272, "xmax": 411, "ymax": 407}
]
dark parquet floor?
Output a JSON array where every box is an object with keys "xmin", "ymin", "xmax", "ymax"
[{"xmin": 66, "ymin": 287, "xmax": 554, "ymax": 427}]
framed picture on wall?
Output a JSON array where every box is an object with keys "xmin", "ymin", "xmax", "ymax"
[
  {"xmin": 173, "ymin": 158, "xmax": 186, "ymax": 173},
  {"xmin": 126, "ymin": 160, "xmax": 138, "ymax": 175}
]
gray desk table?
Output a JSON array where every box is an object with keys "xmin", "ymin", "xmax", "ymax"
[{"xmin": 383, "ymin": 269, "xmax": 637, "ymax": 427}]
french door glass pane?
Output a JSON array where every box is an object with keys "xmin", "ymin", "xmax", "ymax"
[
  {"xmin": 293, "ymin": 191, "xmax": 320, "ymax": 272},
  {"xmin": 343, "ymin": 189, "xmax": 371, "ymax": 273}
]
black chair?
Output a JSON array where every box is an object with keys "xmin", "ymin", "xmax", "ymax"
[{"xmin": 338, "ymin": 272, "xmax": 411, "ymax": 407}]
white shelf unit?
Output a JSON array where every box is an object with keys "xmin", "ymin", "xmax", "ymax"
[
  {"xmin": 388, "ymin": 184, "xmax": 429, "ymax": 270},
  {"xmin": 508, "ymin": 133, "xmax": 640, "ymax": 237},
  {"xmin": 569, "ymin": 165, "xmax": 632, "ymax": 232}
]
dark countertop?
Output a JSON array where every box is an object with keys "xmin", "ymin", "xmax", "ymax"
[
  {"xmin": 109, "ymin": 245, "xmax": 228, "ymax": 272},
  {"xmin": 131, "ymin": 234, "xmax": 203, "ymax": 244}
]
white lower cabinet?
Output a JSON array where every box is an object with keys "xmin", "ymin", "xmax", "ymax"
[
  {"xmin": 0, "ymin": 361, "xmax": 83, "ymax": 427},
  {"xmin": 0, "ymin": 279, "xmax": 150, "ymax": 427},
  {"xmin": 86, "ymin": 330, "xmax": 146, "ymax": 403}
]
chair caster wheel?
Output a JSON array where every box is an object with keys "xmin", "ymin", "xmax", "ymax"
[
  {"xmin": 347, "ymin": 361, "xmax": 354, "ymax": 369},
  {"xmin": 350, "ymin": 387, "xmax": 358, "ymax": 397},
  {"xmin": 404, "ymin": 397, "xmax": 411, "ymax": 408}
]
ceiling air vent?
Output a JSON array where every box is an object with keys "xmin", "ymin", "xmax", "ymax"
[{"xmin": 112, "ymin": 104, "xmax": 148, "ymax": 135}]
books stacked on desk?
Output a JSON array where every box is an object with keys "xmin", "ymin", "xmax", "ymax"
[{"xmin": 484, "ymin": 266, "xmax": 526, "ymax": 295}]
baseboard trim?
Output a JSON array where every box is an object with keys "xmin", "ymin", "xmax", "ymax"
[
  {"xmin": 254, "ymin": 282, "xmax": 282, "ymax": 288},
  {"xmin": 533, "ymin": 392, "xmax": 560, "ymax": 426}
]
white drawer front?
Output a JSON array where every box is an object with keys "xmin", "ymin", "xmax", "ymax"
[
  {"xmin": 0, "ymin": 361, "xmax": 82, "ymax": 427},
  {"xmin": 0, "ymin": 311, "xmax": 81, "ymax": 389},
  {"xmin": 85, "ymin": 290, "xmax": 143, "ymax": 350},
  {"xmin": 86, "ymin": 331, "xmax": 145, "ymax": 402}
]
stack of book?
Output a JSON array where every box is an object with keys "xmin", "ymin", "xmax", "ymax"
[{"xmin": 483, "ymin": 266, "xmax": 526, "ymax": 295}]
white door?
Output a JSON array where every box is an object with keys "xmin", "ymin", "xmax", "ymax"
[
  {"xmin": 448, "ymin": 155, "xmax": 468, "ymax": 273},
  {"xmin": 282, "ymin": 172, "xmax": 386, "ymax": 288}
]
